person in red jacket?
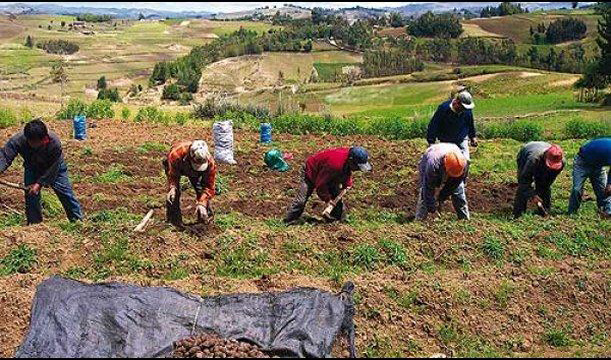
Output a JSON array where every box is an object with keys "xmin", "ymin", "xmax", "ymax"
[
  {"xmin": 284, "ymin": 146, "xmax": 372, "ymax": 224},
  {"xmin": 163, "ymin": 140, "xmax": 216, "ymax": 225}
]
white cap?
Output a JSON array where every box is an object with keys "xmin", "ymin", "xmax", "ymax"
[
  {"xmin": 456, "ymin": 90, "xmax": 475, "ymax": 110},
  {"xmin": 189, "ymin": 140, "xmax": 210, "ymax": 172}
]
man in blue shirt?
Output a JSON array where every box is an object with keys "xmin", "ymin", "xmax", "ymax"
[
  {"xmin": 427, "ymin": 90, "xmax": 478, "ymax": 161},
  {"xmin": 568, "ymin": 137, "xmax": 611, "ymax": 216}
]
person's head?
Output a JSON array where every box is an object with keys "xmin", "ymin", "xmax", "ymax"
[
  {"xmin": 348, "ymin": 146, "xmax": 372, "ymax": 172},
  {"xmin": 189, "ymin": 140, "xmax": 211, "ymax": 172},
  {"xmin": 444, "ymin": 150, "xmax": 467, "ymax": 178},
  {"xmin": 23, "ymin": 118, "xmax": 49, "ymax": 148},
  {"xmin": 544, "ymin": 144, "xmax": 564, "ymax": 171},
  {"xmin": 451, "ymin": 90, "xmax": 475, "ymax": 113}
]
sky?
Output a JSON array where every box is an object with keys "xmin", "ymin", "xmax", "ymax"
[{"xmin": 8, "ymin": 2, "xmax": 490, "ymax": 13}]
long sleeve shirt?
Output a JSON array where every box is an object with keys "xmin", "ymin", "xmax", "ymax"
[
  {"xmin": 305, "ymin": 147, "xmax": 353, "ymax": 202},
  {"xmin": 0, "ymin": 131, "xmax": 64, "ymax": 186},
  {"xmin": 517, "ymin": 141, "xmax": 564, "ymax": 196},
  {"xmin": 165, "ymin": 140, "xmax": 216, "ymax": 206},
  {"xmin": 578, "ymin": 137, "xmax": 611, "ymax": 167},
  {"xmin": 427, "ymin": 100, "xmax": 476, "ymax": 145},
  {"xmin": 419, "ymin": 143, "xmax": 468, "ymax": 212}
]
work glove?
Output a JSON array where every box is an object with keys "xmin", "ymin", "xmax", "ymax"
[
  {"xmin": 166, "ymin": 187, "xmax": 177, "ymax": 204},
  {"xmin": 470, "ymin": 137, "xmax": 478, "ymax": 147},
  {"xmin": 529, "ymin": 195, "xmax": 543, "ymax": 208},
  {"xmin": 322, "ymin": 201, "xmax": 334, "ymax": 218},
  {"xmin": 195, "ymin": 204, "xmax": 209, "ymax": 223},
  {"xmin": 27, "ymin": 183, "xmax": 41, "ymax": 196}
]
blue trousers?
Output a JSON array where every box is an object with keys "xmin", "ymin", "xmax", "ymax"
[
  {"xmin": 567, "ymin": 154, "xmax": 611, "ymax": 215},
  {"xmin": 24, "ymin": 163, "xmax": 83, "ymax": 225}
]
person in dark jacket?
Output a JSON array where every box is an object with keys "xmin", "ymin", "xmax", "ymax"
[
  {"xmin": 513, "ymin": 142, "xmax": 565, "ymax": 218},
  {"xmin": 568, "ymin": 137, "xmax": 611, "ymax": 216},
  {"xmin": 427, "ymin": 90, "xmax": 478, "ymax": 161},
  {"xmin": 0, "ymin": 119, "xmax": 83, "ymax": 225},
  {"xmin": 284, "ymin": 146, "xmax": 372, "ymax": 224}
]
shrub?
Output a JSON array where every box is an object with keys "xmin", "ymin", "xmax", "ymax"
[
  {"xmin": 0, "ymin": 107, "xmax": 18, "ymax": 128},
  {"xmin": 564, "ymin": 119, "xmax": 611, "ymax": 139},
  {"xmin": 162, "ymin": 83, "xmax": 181, "ymax": 100},
  {"xmin": 56, "ymin": 98, "xmax": 87, "ymax": 120},
  {"xmin": 480, "ymin": 120, "xmax": 543, "ymax": 141},
  {"xmin": 543, "ymin": 327, "xmax": 572, "ymax": 347},
  {"xmin": 178, "ymin": 92, "xmax": 193, "ymax": 105},
  {"xmin": 86, "ymin": 99, "xmax": 115, "ymax": 119},
  {"xmin": 97, "ymin": 88, "xmax": 121, "ymax": 102},
  {"xmin": 351, "ymin": 244, "xmax": 382, "ymax": 270},
  {"xmin": 482, "ymin": 236, "xmax": 505, "ymax": 260},
  {"xmin": 120, "ymin": 107, "xmax": 131, "ymax": 121},
  {"xmin": 134, "ymin": 106, "xmax": 171, "ymax": 124},
  {"xmin": 368, "ymin": 117, "xmax": 428, "ymax": 140}
]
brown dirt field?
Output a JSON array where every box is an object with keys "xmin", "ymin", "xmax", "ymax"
[{"xmin": 0, "ymin": 119, "xmax": 609, "ymax": 357}]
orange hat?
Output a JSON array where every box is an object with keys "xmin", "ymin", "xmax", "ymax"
[
  {"xmin": 444, "ymin": 151, "xmax": 467, "ymax": 178},
  {"xmin": 544, "ymin": 144, "xmax": 564, "ymax": 171}
]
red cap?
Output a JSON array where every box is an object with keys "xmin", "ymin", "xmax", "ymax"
[{"xmin": 544, "ymin": 144, "xmax": 564, "ymax": 171}]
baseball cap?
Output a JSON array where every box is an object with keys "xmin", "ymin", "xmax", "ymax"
[
  {"xmin": 456, "ymin": 90, "xmax": 475, "ymax": 110},
  {"xmin": 349, "ymin": 146, "xmax": 372, "ymax": 172},
  {"xmin": 544, "ymin": 144, "xmax": 564, "ymax": 171},
  {"xmin": 444, "ymin": 150, "xmax": 467, "ymax": 178},
  {"xmin": 190, "ymin": 140, "xmax": 210, "ymax": 172}
]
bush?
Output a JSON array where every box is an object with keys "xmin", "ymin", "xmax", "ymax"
[
  {"xmin": 120, "ymin": 107, "xmax": 131, "ymax": 121},
  {"xmin": 97, "ymin": 88, "xmax": 121, "ymax": 102},
  {"xmin": 86, "ymin": 100, "xmax": 115, "ymax": 119},
  {"xmin": 162, "ymin": 83, "xmax": 181, "ymax": 101},
  {"xmin": 178, "ymin": 92, "xmax": 193, "ymax": 106},
  {"xmin": 56, "ymin": 98, "xmax": 87, "ymax": 119},
  {"xmin": 564, "ymin": 119, "xmax": 611, "ymax": 139},
  {"xmin": 0, "ymin": 107, "xmax": 18, "ymax": 129},
  {"xmin": 368, "ymin": 117, "xmax": 428, "ymax": 140},
  {"xmin": 134, "ymin": 106, "xmax": 171, "ymax": 124},
  {"xmin": 192, "ymin": 98, "xmax": 270, "ymax": 121},
  {"xmin": 480, "ymin": 120, "xmax": 543, "ymax": 141}
]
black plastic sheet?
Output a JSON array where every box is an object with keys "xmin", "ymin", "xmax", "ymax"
[{"xmin": 15, "ymin": 276, "xmax": 356, "ymax": 358}]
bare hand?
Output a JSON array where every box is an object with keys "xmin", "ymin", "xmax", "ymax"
[
  {"xmin": 27, "ymin": 183, "xmax": 41, "ymax": 196},
  {"xmin": 166, "ymin": 187, "xmax": 177, "ymax": 204},
  {"xmin": 530, "ymin": 195, "xmax": 543, "ymax": 207}
]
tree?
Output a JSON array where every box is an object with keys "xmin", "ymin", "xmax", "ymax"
[
  {"xmin": 407, "ymin": 11, "xmax": 463, "ymax": 38},
  {"xmin": 138, "ymin": 13, "xmax": 145, "ymax": 20},
  {"xmin": 61, "ymin": 21, "xmax": 66, "ymax": 27},
  {"xmin": 572, "ymin": 2, "xmax": 578, "ymax": 9},
  {"xmin": 50, "ymin": 60, "xmax": 68, "ymax": 109},
  {"xmin": 97, "ymin": 76, "xmax": 107, "ymax": 90},
  {"xmin": 389, "ymin": 12, "xmax": 405, "ymax": 28},
  {"xmin": 25, "ymin": 35, "xmax": 33, "ymax": 48}
]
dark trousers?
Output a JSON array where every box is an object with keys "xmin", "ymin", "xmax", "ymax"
[
  {"xmin": 513, "ymin": 181, "xmax": 552, "ymax": 218},
  {"xmin": 284, "ymin": 165, "xmax": 346, "ymax": 223},
  {"xmin": 163, "ymin": 160, "xmax": 213, "ymax": 225},
  {"xmin": 24, "ymin": 163, "xmax": 83, "ymax": 225}
]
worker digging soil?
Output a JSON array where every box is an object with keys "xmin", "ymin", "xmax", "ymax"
[
  {"xmin": 284, "ymin": 146, "xmax": 372, "ymax": 224},
  {"xmin": 0, "ymin": 118, "xmax": 83, "ymax": 225},
  {"xmin": 163, "ymin": 140, "xmax": 216, "ymax": 226},
  {"xmin": 513, "ymin": 141, "xmax": 565, "ymax": 218},
  {"xmin": 415, "ymin": 143, "xmax": 469, "ymax": 220},
  {"xmin": 568, "ymin": 137, "xmax": 611, "ymax": 217}
]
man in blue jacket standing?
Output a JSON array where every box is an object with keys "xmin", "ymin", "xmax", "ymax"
[
  {"xmin": 568, "ymin": 137, "xmax": 611, "ymax": 217},
  {"xmin": 427, "ymin": 90, "xmax": 478, "ymax": 160},
  {"xmin": 0, "ymin": 119, "xmax": 83, "ymax": 225}
]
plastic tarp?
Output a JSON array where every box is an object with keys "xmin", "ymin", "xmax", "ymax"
[
  {"xmin": 15, "ymin": 276, "xmax": 356, "ymax": 358},
  {"xmin": 212, "ymin": 120, "xmax": 237, "ymax": 165}
]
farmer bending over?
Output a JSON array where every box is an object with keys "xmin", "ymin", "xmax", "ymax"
[
  {"xmin": 163, "ymin": 140, "xmax": 216, "ymax": 225},
  {"xmin": 284, "ymin": 146, "xmax": 372, "ymax": 224},
  {"xmin": 427, "ymin": 90, "xmax": 478, "ymax": 161},
  {"xmin": 568, "ymin": 137, "xmax": 611, "ymax": 217},
  {"xmin": 415, "ymin": 143, "xmax": 469, "ymax": 220},
  {"xmin": 513, "ymin": 142, "xmax": 565, "ymax": 218},
  {"xmin": 0, "ymin": 118, "xmax": 83, "ymax": 225}
]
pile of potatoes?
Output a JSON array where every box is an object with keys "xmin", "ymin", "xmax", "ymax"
[{"xmin": 171, "ymin": 334, "xmax": 272, "ymax": 358}]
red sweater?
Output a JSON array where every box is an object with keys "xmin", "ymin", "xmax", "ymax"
[
  {"xmin": 305, "ymin": 147, "xmax": 353, "ymax": 201},
  {"xmin": 166, "ymin": 140, "xmax": 216, "ymax": 206}
]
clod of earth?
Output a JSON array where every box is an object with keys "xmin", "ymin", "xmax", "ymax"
[{"xmin": 172, "ymin": 334, "xmax": 273, "ymax": 358}]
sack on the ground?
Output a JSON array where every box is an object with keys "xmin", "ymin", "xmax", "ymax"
[
  {"xmin": 73, "ymin": 115, "xmax": 87, "ymax": 140},
  {"xmin": 212, "ymin": 120, "xmax": 237, "ymax": 164},
  {"xmin": 264, "ymin": 149, "xmax": 290, "ymax": 172},
  {"xmin": 15, "ymin": 276, "xmax": 356, "ymax": 358}
]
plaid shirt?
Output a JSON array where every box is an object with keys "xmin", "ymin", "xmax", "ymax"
[{"xmin": 165, "ymin": 140, "xmax": 216, "ymax": 206}]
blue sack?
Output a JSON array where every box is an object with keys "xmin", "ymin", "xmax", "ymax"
[
  {"xmin": 73, "ymin": 115, "xmax": 87, "ymax": 140},
  {"xmin": 260, "ymin": 122, "xmax": 272, "ymax": 143}
]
